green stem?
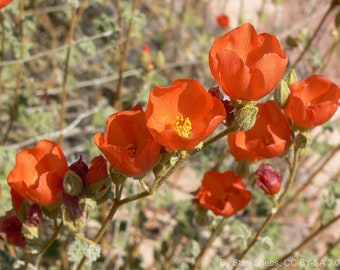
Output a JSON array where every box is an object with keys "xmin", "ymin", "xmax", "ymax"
[
  {"xmin": 34, "ymin": 222, "xmax": 63, "ymax": 268},
  {"xmin": 231, "ymin": 147, "xmax": 301, "ymax": 270}
]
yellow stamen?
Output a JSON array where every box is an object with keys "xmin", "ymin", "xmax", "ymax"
[{"xmin": 173, "ymin": 115, "xmax": 192, "ymax": 137}]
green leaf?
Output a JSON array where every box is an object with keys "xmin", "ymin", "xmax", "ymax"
[
  {"xmin": 260, "ymin": 236, "xmax": 274, "ymax": 250},
  {"xmin": 189, "ymin": 240, "xmax": 200, "ymax": 257},
  {"xmin": 82, "ymin": 244, "xmax": 101, "ymax": 262}
]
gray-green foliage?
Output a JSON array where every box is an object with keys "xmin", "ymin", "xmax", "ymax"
[{"xmin": 68, "ymin": 237, "xmax": 101, "ymax": 268}]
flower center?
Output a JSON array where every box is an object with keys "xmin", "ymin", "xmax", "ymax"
[
  {"xmin": 173, "ymin": 115, "xmax": 192, "ymax": 137},
  {"xmin": 126, "ymin": 144, "xmax": 137, "ymax": 158},
  {"xmin": 263, "ymin": 132, "xmax": 274, "ymax": 145}
]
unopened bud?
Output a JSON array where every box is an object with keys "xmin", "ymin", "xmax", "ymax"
[
  {"xmin": 63, "ymin": 171, "xmax": 83, "ymax": 196},
  {"xmin": 154, "ymin": 51, "xmax": 165, "ymax": 69},
  {"xmin": 235, "ymin": 104, "xmax": 259, "ymax": 131},
  {"xmin": 283, "ymin": 69, "xmax": 298, "ymax": 86},
  {"xmin": 140, "ymin": 45, "xmax": 154, "ymax": 71},
  {"xmin": 294, "ymin": 130, "xmax": 312, "ymax": 157},
  {"xmin": 110, "ymin": 169, "xmax": 127, "ymax": 186},
  {"xmin": 274, "ymin": 80, "xmax": 290, "ymax": 107}
]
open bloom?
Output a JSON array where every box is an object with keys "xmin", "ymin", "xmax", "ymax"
[
  {"xmin": 228, "ymin": 101, "xmax": 292, "ymax": 162},
  {"xmin": 7, "ymin": 140, "xmax": 109, "ymax": 208},
  {"xmin": 195, "ymin": 170, "xmax": 251, "ymax": 217},
  {"xmin": 94, "ymin": 105, "xmax": 161, "ymax": 176},
  {"xmin": 254, "ymin": 163, "xmax": 282, "ymax": 195},
  {"xmin": 209, "ymin": 23, "xmax": 288, "ymax": 101},
  {"xmin": 284, "ymin": 75, "xmax": 340, "ymax": 129},
  {"xmin": 7, "ymin": 140, "xmax": 69, "ymax": 206},
  {"xmin": 145, "ymin": 79, "xmax": 226, "ymax": 151}
]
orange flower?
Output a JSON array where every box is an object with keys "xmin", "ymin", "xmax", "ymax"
[
  {"xmin": 228, "ymin": 101, "xmax": 292, "ymax": 162},
  {"xmin": 87, "ymin": 155, "xmax": 109, "ymax": 185},
  {"xmin": 0, "ymin": 0, "xmax": 13, "ymax": 9},
  {"xmin": 209, "ymin": 23, "xmax": 288, "ymax": 101},
  {"xmin": 216, "ymin": 14, "xmax": 230, "ymax": 28},
  {"xmin": 7, "ymin": 140, "xmax": 68, "ymax": 206},
  {"xmin": 94, "ymin": 105, "xmax": 161, "ymax": 176},
  {"xmin": 195, "ymin": 170, "xmax": 251, "ymax": 217},
  {"xmin": 145, "ymin": 79, "xmax": 226, "ymax": 151},
  {"xmin": 284, "ymin": 75, "xmax": 340, "ymax": 129}
]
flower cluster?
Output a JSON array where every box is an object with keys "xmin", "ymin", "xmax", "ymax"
[{"xmin": 1, "ymin": 23, "xmax": 339, "ymax": 249}]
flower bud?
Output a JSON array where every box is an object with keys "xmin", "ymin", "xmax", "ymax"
[
  {"xmin": 254, "ymin": 164, "xmax": 282, "ymax": 195},
  {"xmin": 294, "ymin": 130, "xmax": 312, "ymax": 158},
  {"xmin": 140, "ymin": 44, "xmax": 154, "ymax": 71},
  {"xmin": 274, "ymin": 80, "xmax": 290, "ymax": 107},
  {"xmin": 154, "ymin": 51, "xmax": 165, "ymax": 69},
  {"xmin": 283, "ymin": 68, "xmax": 298, "ymax": 86},
  {"xmin": 63, "ymin": 171, "xmax": 83, "ymax": 196},
  {"xmin": 234, "ymin": 103, "xmax": 259, "ymax": 131},
  {"xmin": 110, "ymin": 169, "xmax": 127, "ymax": 186}
]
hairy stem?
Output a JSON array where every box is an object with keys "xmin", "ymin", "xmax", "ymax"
[
  {"xmin": 265, "ymin": 214, "xmax": 340, "ymax": 270},
  {"xmin": 192, "ymin": 218, "xmax": 228, "ymax": 270},
  {"xmin": 59, "ymin": 1, "xmax": 88, "ymax": 145}
]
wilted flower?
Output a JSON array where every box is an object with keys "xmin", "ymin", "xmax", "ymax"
[
  {"xmin": 0, "ymin": 210, "xmax": 26, "ymax": 247},
  {"xmin": 254, "ymin": 164, "xmax": 282, "ymax": 195}
]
